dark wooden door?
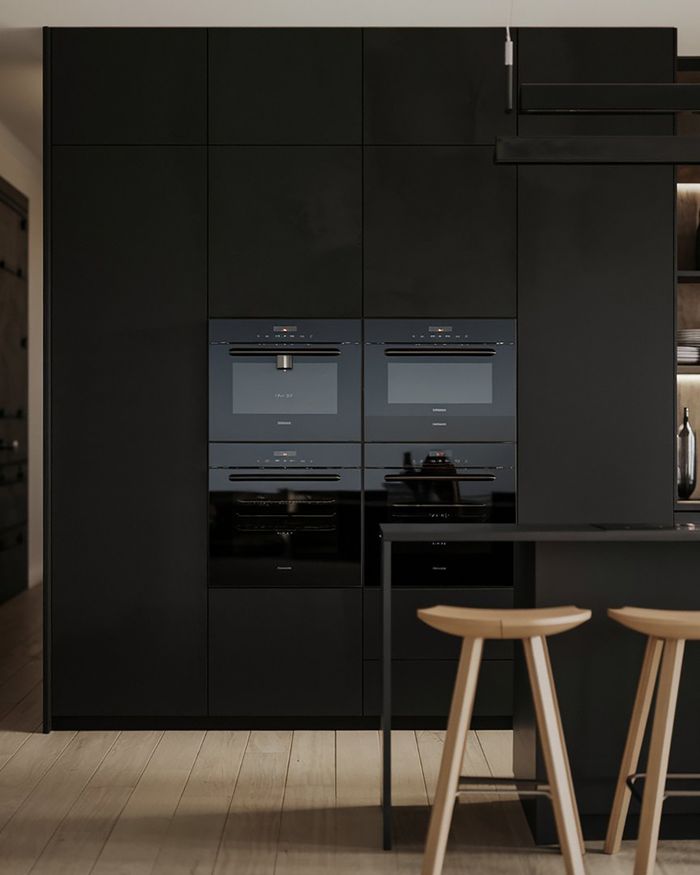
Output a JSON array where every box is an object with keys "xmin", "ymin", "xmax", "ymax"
[
  {"xmin": 517, "ymin": 165, "xmax": 674, "ymax": 526},
  {"xmin": 209, "ymin": 146, "xmax": 362, "ymax": 317},
  {"xmin": 50, "ymin": 28, "xmax": 206, "ymax": 144},
  {"xmin": 50, "ymin": 146, "xmax": 207, "ymax": 716},
  {"xmin": 209, "ymin": 589, "xmax": 362, "ymax": 716},
  {"xmin": 364, "ymin": 146, "xmax": 516, "ymax": 317},
  {"xmin": 517, "ymin": 28, "xmax": 676, "ymax": 135},
  {"xmin": 364, "ymin": 28, "xmax": 516, "ymax": 144},
  {"xmin": 209, "ymin": 28, "xmax": 361, "ymax": 144}
]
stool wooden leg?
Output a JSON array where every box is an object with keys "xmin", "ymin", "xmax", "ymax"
[
  {"xmin": 544, "ymin": 640, "xmax": 586, "ymax": 857},
  {"xmin": 421, "ymin": 637, "xmax": 483, "ymax": 875},
  {"xmin": 524, "ymin": 635, "xmax": 585, "ymax": 875},
  {"xmin": 634, "ymin": 638, "xmax": 685, "ymax": 875},
  {"xmin": 604, "ymin": 636, "xmax": 664, "ymax": 855}
]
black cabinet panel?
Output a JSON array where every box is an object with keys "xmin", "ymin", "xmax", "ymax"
[
  {"xmin": 209, "ymin": 589, "xmax": 362, "ymax": 716},
  {"xmin": 364, "ymin": 659, "xmax": 513, "ymax": 717},
  {"xmin": 364, "ymin": 147, "xmax": 516, "ymax": 317},
  {"xmin": 209, "ymin": 146, "xmax": 362, "ymax": 317},
  {"xmin": 363, "ymin": 588, "xmax": 514, "ymax": 660},
  {"xmin": 518, "ymin": 165, "xmax": 674, "ymax": 526},
  {"xmin": 209, "ymin": 28, "xmax": 361, "ymax": 144},
  {"xmin": 364, "ymin": 29, "xmax": 516, "ymax": 144},
  {"xmin": 50, "ymin": 29, "xmax": 206, "ymax": 144},
  {"xmin": 518, "ymin": 28, "xmax": 675, "ymax": 135},
  {"xmin": 51, "ymin": 146, "xmax": 207, "ymax": 716}
]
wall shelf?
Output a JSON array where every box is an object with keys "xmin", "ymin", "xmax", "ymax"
[
  {"xmin": 677, "ymin": 364, "xmax": 700, "ymax": 374},
  {"xmin": 678, "ymin": 271, "xmax": 700, "ymax": 283}
]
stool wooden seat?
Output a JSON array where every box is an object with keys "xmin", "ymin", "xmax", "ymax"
[
  {"xmin": 605, "ymin": 606, "xmax": 700, "ymax": 875},
  {"xmin": 417, "ymin": 604, "xmax": 591, "ymax": 875}
]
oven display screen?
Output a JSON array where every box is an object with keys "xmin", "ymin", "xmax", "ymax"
[
  {"xmin": 232, "ymin": 362, "xmax": 338, "ymax": 414},
  {"xmin": 387, "ymin": 362, "xmax": 493, "ymax": 405}
]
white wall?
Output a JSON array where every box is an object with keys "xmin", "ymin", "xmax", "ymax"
[{"xmin": 0, "ymin": 121, "xmax": 42, "ymax": 588}]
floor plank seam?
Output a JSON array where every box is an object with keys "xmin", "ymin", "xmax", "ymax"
[
  {"xmin": 209, "ymin": 730, "xmax": 252, "ymax": 875},
  {"xmin": 271, "ymin": 730, "xmax": 298, "ymax": 875}
]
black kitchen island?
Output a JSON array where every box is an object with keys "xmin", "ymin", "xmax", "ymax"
[{"xmin": 379, "ymin": 523, "xmax": 700, "ymax": 849}]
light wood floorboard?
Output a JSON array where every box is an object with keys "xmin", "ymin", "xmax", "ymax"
[{"xmin": 0, "ymin": 586, "xmax": 694, "ymax": 873}]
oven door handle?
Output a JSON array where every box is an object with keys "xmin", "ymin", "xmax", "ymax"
[
  {"xmin": 383, "ymin": 474, "xmax": 497, "ymax": 482},
  {"xmin": 228, "ymin": 473, "xmax": 342, "ymax": 482},
  {"xmin": 383, "ymin": 348, "xmax": 496, "ymax": 356},
  {"xmin": 228, "ymin": 348, "xmax": 341, "ymax": 356}
]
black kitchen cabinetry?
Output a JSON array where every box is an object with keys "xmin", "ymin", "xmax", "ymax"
[
  {"xmin": 50, "ymin": 146, "xmax": 207, "ymax": 716},
  {"xmin": 364, "ymin": 147, "xmax": 516, "ymax": 317},
  {"xmin": 209, "ymin": 589, "xmax": 362, "ymax": 716},
  {"xmin": 364, "ymin": 28, "xmax": 516, "ymax": 144},
  {"xmin": 50, "ymin": 28, "xmax": 206, "ymax": 144},
  {"xmin": 517, "ymin": 164, "xmax": 674, "ymax": 527},
  {"xmin": 209, "ymin": 146, "xmax": 362, "ymax": 317},
  {"xmin": 209, "ymin": 28, "xmax": 361, "ymax": 144},
  {"xmin": 517, "ymin": 28, "xmax": 675, "ymax": 135}
]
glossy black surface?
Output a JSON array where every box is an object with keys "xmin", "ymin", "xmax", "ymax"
[
  {"xmin": 209, "ymin": 147, "xmax": 362, "ymax": 317},
  {"xmin": 209, "ymin": 588, "xmax": 362, "ymax": 716},
  {"xmin": 364, "ymin": 320, "xmax": 516, "ymax": 442},
  {"xmin": 51, "ymin": 146, "xmax": 207, "ymax": 716},
  {"xmin": 50, "ymin": 29, "xmax": 207, "ymax": 144},
  {"xmin": 209, "ymin": 320, "xmax": 362, "ymax": 442},
  {"xmin": 209, "ymin": 28, "xmax": 361, "ymax": 144},
  {"xmin": 209, "ymin": 452, "xmax": 362, "ymax": 587},
  {"xmin": 518, "ymin": 165, "xmax": 674, "ymax": 526},
  {"xmin": 517, "ymin": 27, "xmax": 675, "ymax": 136},
  {"xmin": 364, "ymin": 443, "xmax": 516, "ymax": 587},
  {"xmin": 364, "ymin": 147, "xmax": 516, "ymax": 317},
  {"xmin": 363, "ymin": 28, "xmax": 516, "ymax": 144}
]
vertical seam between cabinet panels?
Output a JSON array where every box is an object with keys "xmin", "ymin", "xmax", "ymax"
[
  {"xmin": 205, "ymin": 27, "xmax": 210, "ymax": 717},
  {"xmin": 43, "ymin": 26, "xmax": 52, "ymax": 732},
  {"xmin": 360, "ymin": 27, "xmax": 366, "ymax": 715}
]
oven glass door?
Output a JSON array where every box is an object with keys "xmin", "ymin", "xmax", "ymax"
[
  {"xmin": 209, "ymin": 469, "xmax": 361, "ymax": 587},
  {"xmin": 364, "ymin": 466, "xmax": 515, "ymax": 587},
  {"xmin": 364, "ymin": 345, "xmax": 515, "ymax": 442},
  {"xmin": 210, "ymin": 344, "xmax": 361, "ymax": 442}
]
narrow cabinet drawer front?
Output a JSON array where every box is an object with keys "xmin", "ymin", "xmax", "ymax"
[
  {"xmin": 364, "ymin": 588, "xmax": 514, "ymax": 660},
  {"xmin": 209, "ymin": 589, "xmax": 362, "ymax": 717},
  {"xmin": 209, "ymin": 28, "xmax": 362, "ymax": 144},
  {"xmin": 363, "ymin": 660, "xmax": 514, "ymax": 717}
]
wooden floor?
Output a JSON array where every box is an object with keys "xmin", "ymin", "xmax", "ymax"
[{"xmin": 0, "ymin": 586, "xmax": 697, "ymax": 873}]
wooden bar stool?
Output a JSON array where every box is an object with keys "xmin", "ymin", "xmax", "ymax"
[
  {"xmin": 417, "ymin": 604, "xmax": 591, "ymax": 875},
  {"xmin": 604, "ymin": 607, "xmax": 700, "ymax": 875}
]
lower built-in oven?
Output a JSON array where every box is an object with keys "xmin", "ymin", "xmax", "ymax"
[
  {"xmin": 364, "ymin": 443, "xmax": 515, "ymax": 587},
  {"xmin": 364, "ymin": 319, "xmax": 515, "ymax": 442},
  {"xmin": 209, "ymin": 319, "xmax": 361, "ymax": 442},
  {"xmin": 209, "ymin": 443, "xmax": 361, "ymax": 587}
]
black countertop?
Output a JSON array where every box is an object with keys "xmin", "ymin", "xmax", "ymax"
[{"xmin": 379, "ymin": 522, "xmax": 700, "ymax": 542}]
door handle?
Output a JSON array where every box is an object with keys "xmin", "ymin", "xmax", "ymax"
[
  {"xmin": 228, "ymin": 348, "xmax": 340, "ymax": 357},
  {"xmin": 228, "ymin": 474, "xmax": 342, "ymax": 482},
  {"xmin": 383, "ymin": 348, "xmax": 496, "ymax": 357},
  {"xmin": 383, "ymin": 474, "xmax": 497, "ymax": 482}
]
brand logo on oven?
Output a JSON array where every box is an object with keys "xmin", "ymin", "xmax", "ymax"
[{"xmin": 275, "ymin": 392, "xmax": 293, "ymax": 399}]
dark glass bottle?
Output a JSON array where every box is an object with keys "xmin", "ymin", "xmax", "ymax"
[{"xmin": 678, "ymin": 406, "xmax": 696, "ymax": 499}]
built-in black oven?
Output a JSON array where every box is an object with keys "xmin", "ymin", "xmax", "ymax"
[
  {"xmin": 209, "ymin": 319, "xmax": 361, "ymax": 442},
  {"xmin": 364, "ymin": 319, "xmax": 515, "ymax": 442},
  {"xmin": 209, "ymin": 443, "xmax": 361, "ymax": 587},
  {"xmin": 364, "ymin": 443, "xmax": 515, "ymax": 587}
]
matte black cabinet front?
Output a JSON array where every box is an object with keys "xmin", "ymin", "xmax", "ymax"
[
  {"xmin": 50, "ymin": 146, "xmax": 207, "ymax": 716},
  {"xmin": 517, "ymin": 164, "xmax": 674, "ymax": 527},
  {"xmin": 364, "ymin": 28, "xmax": 516, "ymax": 144},
  {"xmin": 50, "ymin": 28, "xmax": 207, "ymax": 144},
  {"xmin": 209, "ymin": 589, "xmax": 362, "ymax": 716},
  {"xmin": 209, "ymin": 146, "xmax": 362, "ymax": 317},
  {"xmin": 517, "ymin": 27, "xmax": 675, "ymax": 135},
  {"xmin": 364, "ymin": 147, "xmax": 516, "ymax": 317},
  {"xmin": 209, "ymin": 28, "xmax": 361, "ymax": 144}
]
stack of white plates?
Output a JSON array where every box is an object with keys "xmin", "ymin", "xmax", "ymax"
[{"xmin": 678, "ymin": 330, "xmax": 700, "ymax": 363}]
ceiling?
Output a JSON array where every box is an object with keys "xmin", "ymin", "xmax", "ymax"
[{"xmin": 1, "ymin": 0, "xmax": 699, "ymax": 160}]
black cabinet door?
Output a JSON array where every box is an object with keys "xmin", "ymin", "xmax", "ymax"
[
  {"xmin": 50, "ymin": 28, "xmax": 206, "ymax": 144},
  {"xmin": 364, "ymin": 147, "xmax": 516, "ymax": 317},
  {"xmin": 209, "ymin": 28, "xmax": 361, "ymax": 144},
  {"xmin": 518, "ymin": 165, "xmax": 674, "ymax": 526},
  {"xmin": 364, "ymin": 28, "xmax": 516, "ymax": 145},
  {"xmin": 518, "ymin": 28, "xmax": 675, "ymax": 135},
  {"xmin": 51, "ymin": 146, "xmax": 207, "ymax": 716},
  {"xmin": 209, "ymin": 146, "xmax": 362, "ymax": 317},
  {"xmin": 209, "ymin": 589, "xmax": 362, "ymax": 716}
]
